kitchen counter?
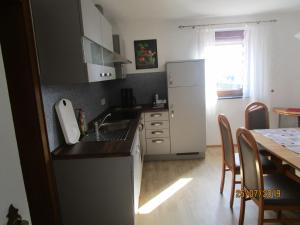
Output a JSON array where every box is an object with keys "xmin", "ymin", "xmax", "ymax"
[{"xmin": 52, "ymin": 104, "xmax": 168, "ymax": 160}]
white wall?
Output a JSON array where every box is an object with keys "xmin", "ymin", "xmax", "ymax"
[
  {"xmin": 113, "ymin": 12, "xmax": 300, "ymax": 144},
  {"xmin": 0, "ymin": 47, "xmax": 31, "ymax": 223}
]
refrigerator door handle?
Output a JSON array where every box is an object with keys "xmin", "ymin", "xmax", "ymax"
[
  {"xmin": 168, "ymin": 73, "xmax": 173, "ymax": 85},
  {"xmin": 171, "ymin": 110, "xmax": 174, "ymax": 118}
]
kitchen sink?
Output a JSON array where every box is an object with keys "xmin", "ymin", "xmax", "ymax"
[
  {"xmin": 82, "ymin": 119, "xmax": 131, "ymax": 142},
  {"xmin": 100, "ymin": 120, "xmax": 130, "ymax": 132}
]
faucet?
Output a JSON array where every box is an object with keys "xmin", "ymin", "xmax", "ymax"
[
  {"xmin": 94, "ymin": 113, "xmax": 112, "ymax": 141},
  {"xmin": 99, "ymin": 113, "xmax": 112, "ymax": 128}
]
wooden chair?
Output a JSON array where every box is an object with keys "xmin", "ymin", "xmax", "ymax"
[
  {"xmin": 245, "ymin": 102, "xmax": 269, "ymax": 130},
  {"xmin": 236, "ymin": 128, "xmax": 300, "ymax": 225},
  {"xmin": 245, "ymin": 102, "xmax": 271, "ymax": 156},
  {"xmin": 218, "ymin": 114, "xmax": 276, "ymax": 209}
]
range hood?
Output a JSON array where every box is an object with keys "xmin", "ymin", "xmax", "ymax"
[
  {"xmin": 113, "ymin": 35, "xmax": 131, "ymax": 79},
  {"xmin": 112, "ymin": 35, "xmax": 131, "ymax": 64},
  {"xmin": 111, "ymin": 51, "xmax": 132, "ymax": 64}
]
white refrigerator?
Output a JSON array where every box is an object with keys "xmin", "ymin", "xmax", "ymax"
[{"xmin": 167, "ymin": 60, "xmax": 206, "ymax": 155}]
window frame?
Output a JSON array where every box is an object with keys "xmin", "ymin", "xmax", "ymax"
[
  {"xmin": 214, "ymin": 29, "xmax": 246, "ymax": 99},
  {"xmin": 217, "ymin": 88, "xmax": 243, "ymax": 99}
]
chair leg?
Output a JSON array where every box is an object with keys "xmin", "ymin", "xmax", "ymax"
[
  {"xmin": 230, "ymin": 172, "xmax": 235, "ymax": 209},
  {"xmin": 220, "ymin": 163, "xmax": 226, "ymax": 194},
  {"xmin": 258, "ymin": 207, "xmax": 264, "ymax": 225},
  {"xmin": 238, "ymin": 197, "xmax": 245, "ymax": 225},
  {"xmin": 277, "ymin": 210, "xmax": 282, "ymax": 219}
]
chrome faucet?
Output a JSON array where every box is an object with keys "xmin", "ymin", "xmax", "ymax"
[{"xmin": 99, "ymin": 113, "xmax": 112, "ymax": 128}]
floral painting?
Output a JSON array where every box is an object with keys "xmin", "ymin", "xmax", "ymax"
[{"xmin": 134, "ymin": 39, "xmax": 158, "ymax": 69}]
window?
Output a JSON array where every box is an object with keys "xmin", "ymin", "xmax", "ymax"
[{"xmin": 213, "ymin": 30, "xmax": 246, "ymax": 98}]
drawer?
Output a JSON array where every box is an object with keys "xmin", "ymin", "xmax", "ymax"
[
  {"xmin": 145, "ymin": 120, "xmax": 169, "ymax": 130},
  {"xmin": 146, "ymin": 129, "xmax": 169, "ymax": 138},
  {"xmin": 146, "ymin": 138, "xmax": 170, "ymax": 155},
  {"xmin": 145, "ymin": 111, "xmax": 169, "ymax": 122}
]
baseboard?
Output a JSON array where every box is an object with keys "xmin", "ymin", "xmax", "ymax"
[
  {"xmin": 207, "ymin": 144, "xmax": 238, "ymax": 148},
  {"xmin": 144, "ymin": 152, "xmax": 205, "ymax": 161}
]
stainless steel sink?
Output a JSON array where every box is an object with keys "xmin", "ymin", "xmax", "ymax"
[
  {"xmin": 100, "ymin": 120, "xmax": 130, "ymax": 133},
  {"xmin": 82, "ymin": 120, "xmax": 131, "ymax": 142}
]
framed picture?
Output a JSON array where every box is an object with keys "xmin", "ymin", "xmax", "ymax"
[{"xmin": 134, "ymin": 39, "xmax": 158, "ymax": 69}]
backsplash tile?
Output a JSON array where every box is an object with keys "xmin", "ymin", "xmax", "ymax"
[
  {"xmin": 41, "ymin": 82, "xmax": 111, "ymax": 151},
  {"xmin": 107, "ymin": 72, "xmax": 167, "ymax": 106},
  {"xmin": 41, "ymin": 72, "xmax": 167, "ymax": 152}
]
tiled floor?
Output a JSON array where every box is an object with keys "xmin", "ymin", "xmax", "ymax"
[{"xmin": 137, "ymin": 147, "xmax": 300, "ymax": 225}]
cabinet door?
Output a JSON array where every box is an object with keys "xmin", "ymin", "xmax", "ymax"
[
  {"xmin": 146, "ymin": 138, "xmax": 171, "ymax": 155},
  {"xmin": 100, "ymin": 14, "xmax": 113, "ymax": 51},
  {"xmin": 80, "ymin": 0, "xmax": 102, "ymax": 45},
  {"xmin": 132, "ymin": 131, "xmax": 142, "ymax": 213},
  {"xmin": 139, "ymin": 114, "xmax": 146, "ymax": 159},
  {"xmin": 168, "ymin": 86, "xmax": 206, "ymax": 154},
  {"xmin": 145, "ymin": 111, "xmax": 169, "ymax": 122},
  {"xmin": 166, "ymin": 60, "xmax": 204, "ymax": 87},
  {"xmin": 145, "ymin": 120, "xmax": 169, "ymax": 130}
]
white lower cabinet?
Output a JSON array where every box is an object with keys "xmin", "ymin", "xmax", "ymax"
[
  {"xmin": 144, "ymin": 110, "xmax": 171, "ymax": 155},
  {"xmin": 146, "ymin": 128, "xmax": 169, "ymax": 138},
  {"xmin": 145, "ymin": 120, "xmax": 169, "ymax": 129},
  {"xmin": 132, "ymin": 130, "xmax": 142, "ymax": 214},
  {"xmin": 146, "ymin": 138, "xmax": 170, "ymax": 155},
  {"xmin": 139, "ymin": 113, "xmax": 146, "ymax": 159}
]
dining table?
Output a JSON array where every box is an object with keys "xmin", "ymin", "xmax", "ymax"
[{"xmin": 250, "ymin": 128, "xmax": 300, "ymax": 182}]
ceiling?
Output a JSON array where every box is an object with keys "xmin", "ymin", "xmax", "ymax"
[{"xmin": 95, "ymin": 0, "xmax": 300, "ymax": 21}]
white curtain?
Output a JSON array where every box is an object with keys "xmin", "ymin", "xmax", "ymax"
[
  {"xmin": 244, "ymin": 23, "xmax": 272, "ymax": 105},
  {"xmin": 192, "ymin": 23, "xmax": 272, "ymax": 107},
  {"xmin": 192, "ymin": 27, "xmax": 217, "ymax": 110}
]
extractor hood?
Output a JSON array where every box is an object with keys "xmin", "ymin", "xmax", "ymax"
[
  {"xmin": 111, "ymin": 51, "xmax": 132, "ymax": 64},
  {"xmin": 113, "ymin": 35, "xmax": 131, "ymax": 79}
]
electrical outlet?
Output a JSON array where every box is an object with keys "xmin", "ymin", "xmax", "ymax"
[{"xmin": 100, "ymin": 98, "xmax": 106, "ymax": 106}]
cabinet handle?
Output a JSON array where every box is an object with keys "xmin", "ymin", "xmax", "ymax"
[
  {"xmin": 152, "ymin": 139, "xmax": 164, "ymax": 144},
  {"xmin": 152, "ymin": 131, "xmax": 163, "ymax": 135},
  {"xmin": 151, "ymin": 122, "xmax": 163, "ymax": 126},
  {"xmin": 139, "ymin": 123, "xmax": 144, "ymax": 131},
  {"xmin": 150, "ymin": 113, "xmax": 162, "ymax": 118}
]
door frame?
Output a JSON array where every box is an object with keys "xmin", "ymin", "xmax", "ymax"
[{"xmin": 0, "ymin": 0, "xmax": 61, "ymax": 224}]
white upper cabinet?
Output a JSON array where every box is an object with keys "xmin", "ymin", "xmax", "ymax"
[
  {"xmin": 80, "ymin": 0, "xmax": 113, "ymax": 52},
  {"xmin": 80, "ymin": 0, "xmax": 102, "ymax": 45},
  {"xmin": 100, "ymin": 14, "xmax": 114, "ymax": 52},
  {"xmin": 30, "ymin": 0, "xmax": 115, "ymax": 84}
]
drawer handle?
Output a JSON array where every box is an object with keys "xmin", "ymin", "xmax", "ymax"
[
  {"xmin": 152, "ymin": 139, "xmax": 164, "ymax": 144},
  {"xmin": 151, "ymin": 113, "xmax": 162, "ymax": 118},
  {"xmin": 152, "ymin": 131, "xmax": 163, "ymax": 135},
  {"xmin": 151, "ymin": 122, "xmax": 163, "ymax": 126}
]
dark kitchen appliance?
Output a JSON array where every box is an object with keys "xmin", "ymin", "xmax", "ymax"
[{"xmin": 121, "ymin": 88, "xmax": 136, "ymax": 108}]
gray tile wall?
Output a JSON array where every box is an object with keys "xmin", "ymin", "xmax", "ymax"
[
  {"xmin": 42, "ymin": 72, "xmax": 167, "ymax": 151},
  {"xmin": 41, "ymin": 82, "xmax": 111, "ymax": 151},
  {"xmin": 107, "ymin": 72, "xmax": 167, "ymax": 106}
]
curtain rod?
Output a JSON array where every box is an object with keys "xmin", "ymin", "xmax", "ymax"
[{"xmin": 178, "ymin": 19, "xmax": 277, "ymax": 29}]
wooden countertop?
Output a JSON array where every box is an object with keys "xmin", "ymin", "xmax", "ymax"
[{"xmin": 52, "ymin": 105, "xmax": 168, "ymax": 160}]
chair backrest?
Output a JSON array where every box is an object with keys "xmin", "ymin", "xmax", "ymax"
[
  {"xmin": 245, "ymin": 102, "xmax": 269, "ymax": 130},
  {"xmin": 218, "ymin": 114, "xmax": 235, "ymax": 169},
  {"xmin": 236, "ymin": 128, "xmax": 264, "ymax": 196}
]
